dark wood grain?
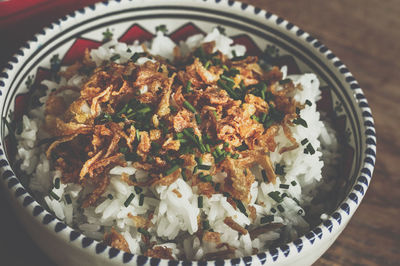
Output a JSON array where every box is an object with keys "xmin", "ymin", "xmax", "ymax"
[{"xmin": 0, "ymin": 1, "xmax": 399, "ymax": 265}]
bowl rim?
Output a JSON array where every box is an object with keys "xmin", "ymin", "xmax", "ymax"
[{"xmin": 0, "ymin": 0, "xmax": 377, "ymax": 264}]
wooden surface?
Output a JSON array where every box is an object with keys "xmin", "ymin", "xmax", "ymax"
[{"xmin": 1, "ymin": 0, "xmax": 399, "ymax": 265}]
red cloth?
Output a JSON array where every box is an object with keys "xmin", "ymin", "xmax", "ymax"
[{"xmin": 0, "ymin": 0, "xmax": 102, "ymax": 69}]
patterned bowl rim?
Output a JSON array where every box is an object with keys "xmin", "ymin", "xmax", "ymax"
[{"xmin": 0, "ymin": 0, "xmax": 376, "ymax": 265}]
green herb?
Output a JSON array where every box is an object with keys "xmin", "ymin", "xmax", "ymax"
[
  {"xmin": 204, "ymin": 60, "xmax": 211, "ymax": 69},
  {"xmin": 54, "ymin": 178, "xmax": 60, "ymax": 189},
  {"xmin": 102, "ymin": 28, "xmax": 113, "ymax": 42},
  {"xmin": 220, "ymin": 75, "xmax": 235, "ymax": 84},
  {"xmin": 185, "ymin": 80, "xmax": 192, "ymax": 93},
  {"xmin": 260, "ymin": 113, "xmax": 267, "ymax": 123},
  {"xmin": 231, "ymin": 153, "xmax": 239, "ymax": 159},
  {"xmin": 119, "ymin": 147, "xmax": 128, "ymax": 154},
  {"xmin": 134, "ymin": 186, "xmax": 143, "ymax": 194},
  {"xmin": 236, "ymin": 143, "xmax": 248, "ymax": 152},
  {"xmin": 138, "ymin": 228, "xmax": 151, "ymax": 238},
  {"xmin": 261, "ymin": 170, "xmax": 268, "ymax": 182},
  {"xmin": 268, "ymin": 191, "xmax": 283, "ymax": 203},
  {"xmin": 293, "ymin": 117, "xmax": 308, "ymax": 128},
  {"xmin": 139, "ymin": 194, "xmax": 145, "ymax": 206},
  {"xmin": 130, "ymin": 52, "xmax": 147, "ymax": 62},
  {"xmin": 165, "ymin": 165, "xmax": 180, "ymax": 176},
  {"xmin": 260, "ymin": 215, "xmax": 274, "ymax": 224},
  {"xmin": 198, "ymin": 164, "xmax": 211, "ymax": 170},
  {"xmin": 110, "ymin": 54, "xmax": 120, "ymax": 61},
  {"xmin": 107, "ymin": 194, "xmax": 114, "ymax": 200},
  {"xmin": 305, "ymin": 99, "xmax": 312, "ymax": 106},
  {"xmin": 205, "ymin": 144, "xmax": 211, "ymax": 153},
  {"xmin": 212, "ymin": 110, "xmax": 219, "ymax": 120},
  {"xmin": 217, "ymin": 79, "xmax": 239, "ymax": 99},
  {"xmin": 291, "ymin": 181, "xmax": 297, "ymax": 186},
  {"xmin": 279, "ymin": 79, "xmax": 291, "ymax": 85},
  {"xmin": 183, "ymin": 101, "xmax": 197, "ymax": 113},
  {"xmin": 234, "ymin": 199, "xmax": 248, "ymax": 217},
  {"xmin": 301, "ymin": 138, "xmax": 309, "ymax": 145},
  {"xmin": 50, "ymin": 191, "xmax": 60, "ymax": 201},
  {"xmin": 200, "ymin": 174, "xmax": 212, "ymax": 183},
  {"xmin": 181, "ymin": 169, "xmax": 187, "ymax": 181},
  {"xmin": 124, "ymin": 193, "xmax": 135, "ymax": 207},
  {"xmin": 198, "ymin": 196, "xmax": 203, "ymax": 208},
  {"xmin": 195, "ymin": 114, "xmax": 202, "ymax": 124},
  {"xmin": 224, "ymin": 68, "xmax": 240, "ymax": 77},
  {"xmin": 277, "ymin": 205, "xmax": 285, "ymax": 212},
  {"xmin": 193, "ymin": 166, "xmax": 198, "ymax": 174},
  {"xmin": 155, "ymin": 24, "xmax": 168, "ymax": 33},
  {"xmin": 275, "ymin": 163, "xmax": 285, "ymax": 175},
  {"xmin": 304, "ymin": 143, "xmax": 315, "ymax": 155},
  {"xmin": 203, "ymin": 220, "xmax": 210, "ymax": 230},
  {"xmin": 279, "ymin": 184, "xmax": 290, "ymax": 189},
  {"xmin": 169, "ymin": 105, "xmax": 177, "ymax": 113},
  {"xmin": 64, "ymin": 194, "xmax": 72, "ymax": 204}
]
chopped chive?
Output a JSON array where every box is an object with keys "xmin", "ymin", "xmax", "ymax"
[
  {"xmin": 306, "ymin": 143, "xmax": 315, "ymax": 155},
  {"xmin": 301, "ymin": 138, "xmax": 309, "ymax": 145},
  {"xmin": 107, "ymin": 194, "xmax": 114, "ymax": 200},
  {"xmin": 279, "ymin": 184, "xmax": 290, "ymax": 189},
  {"xmin": 275, "ymin": 164, "xmax": 285, "ymax": 175},
  {"xmin": 183, "ymin": 100, "xmax": 197, "ymax": 113},
  {"xmin": 220, "ymin": 75, "xmax": 235, "ymax": 84},
  {"xmin": 64, "ymin": 194, "xmax": 72, "ymax": 204},
  {"xmin": 204, "ymin": 60, "xmax": 211, "ymax": 69},
  {"xmin": 124, "ymin": 193, "xmax": 135, "ymax": 207},
  {"xmin": 231, "ymin": 153, "xmax": 239, "ymax": 159},
  {"xmin": 110, "ymin": 54, "xmax": 120, "ymax": 61},
  {"xmin": 234, "ymin": 199, "xmax": 248, "ymax": 217},
  {"xmin": 50, "ymin": 191, "xmax": 60, "ymax": 201},
  {"xmin": 131, "ymin": 52, "xmax": 147, "ymax": 62},
  {"xmin": 185, "ymin": 80, "xmax": 192, "ymax": 93},
  {"xmin": 54, "ymin": 178, "xmax": 60, "ymax": 189},
  {"xmin": 260, "ymin": 89, "xmax": 266, "ymax": 100},
  {"xmin": 277, "ymin": 205, "xmax": 285, "ymax": 212},
  {"xmin": 215, "ymin": 183, "xmax": 221, "ymax": 191},
  {"xmin": 251, "ymin": 114, "xmax": 260, "ymax": 122},
  {"xmin": 195, "ymin": 114, "xmax": 202, "ymax": 124},
  {"xmin": 139, "ymin": 194, "xmax": 145, "ymax": 206},
  {"xmin": 236, "ymin": 143, "xmax": 248, "ymax": 151},
  {"xmin": 261, "ymin": 170, "xmax": 268, "ymax": 182},
  {"xmin": 305, "ymin": 99, "xmax": 312, "ymax": 106},
  {"xmin": 176, "ymin": 132, "xmax": 184, "ymax": 139},
  {"xmin": 268, "ymin": 191, "xmax": 283, "ymax": 203},
  {"xmin": 215, "ymin": 147, "xmax": 224, "ymax": 156},
  {"xmin": 293, "ymin": 117, "xmax": 308, "ymax": 128},
  {"xmin": 193, "ymin": 166, "xmax": 198, "ymax": 174},
  {"xmin": 166, "ymin": 165, "xmax": 180, "ymax": 176},
  {"xmin": 291, "ymin": 180, "xmax": 297, "ymax": 186},
  {"xmin": 260, "ymin": 215, "xmax": 274, "ymax": 224},
  {"xmin": 222, "ymin": 65, "xmax": 229, "ymax": 71},
  {"xmin": 198, "ymin": 164, "xmax": 211, "ymax": 170},
  {"xmin": 169, "ymin": 105, "xmax": 177, "ymax": 113},
  {"xmin": 134, "ymin": 186, "xmax": 143, "ymax": 194},
  {"xmin": 270, "ymin": 208, "xmax": 277, "ymax": 213},
  {"xmin": 217, "ymin": 79, "xmax": 239, "ymax": 99},
  {"xmin": 138, "ymin": 228, "xmax": 151, "ymax": 238},
  {"xmin": 119, "ymin": 147, "xmax": 128, "ymax": 154},
  {"xmin": 198, "ymin": 196, "xmax": 203, "ymax": 208},
  {"xmin": 203, "ymin": 220, "xmax": 210, "ymax": 230},
  {"xmin": 279, "ymin": 78, "xmax": 291, "ymax": 85},
  {"xmin": 136, "ymin": 130, "xmax": 141, "ymax": 142},
  {"xmin": 212, "ymin": 110, "xmax": 218, "ymax": 120},
  {"xmin": 181, "ymin": 169, "xmax": 187, "ymax": 181},
  {"xmin": 293, "ymin": 197, "xmax": 300, "ymax": 205},
  {"xmin": 200, "ymin": 175, "xmax": 212, "ymax": 182},
  {"xmin": 205, "ymin": 144, "xmax": 211, "ymax": 153},
  {"xmin": 260, "ymin": 113, "xmax": 267, "ymax": 123},
  {"xmin": 195, "ymin": 157, "xmax": 203, "ymax": 164}
]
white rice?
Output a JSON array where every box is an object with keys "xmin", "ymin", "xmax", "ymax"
[{"xmin": 15, "ymin": 28, "xmax": 338, "ymax": 260}]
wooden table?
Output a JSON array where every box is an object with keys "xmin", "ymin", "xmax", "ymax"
[{"xmin": 0, "ymin": 0, "xmax": 399, "ymax": 265}]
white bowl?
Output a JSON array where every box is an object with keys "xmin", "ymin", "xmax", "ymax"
[{"xmin": 0, "ymin": 0, "xmax": 376, "ymax": 265}]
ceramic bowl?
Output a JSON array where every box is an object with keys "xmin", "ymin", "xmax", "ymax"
[{"xmin": 0, "ymin": 0, "xmax": 376, "ymax": 265}]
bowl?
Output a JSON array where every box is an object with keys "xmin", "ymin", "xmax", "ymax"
[{"xmin": 0, "ymin": 0, "xmax": 376, "ymax": 265}]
